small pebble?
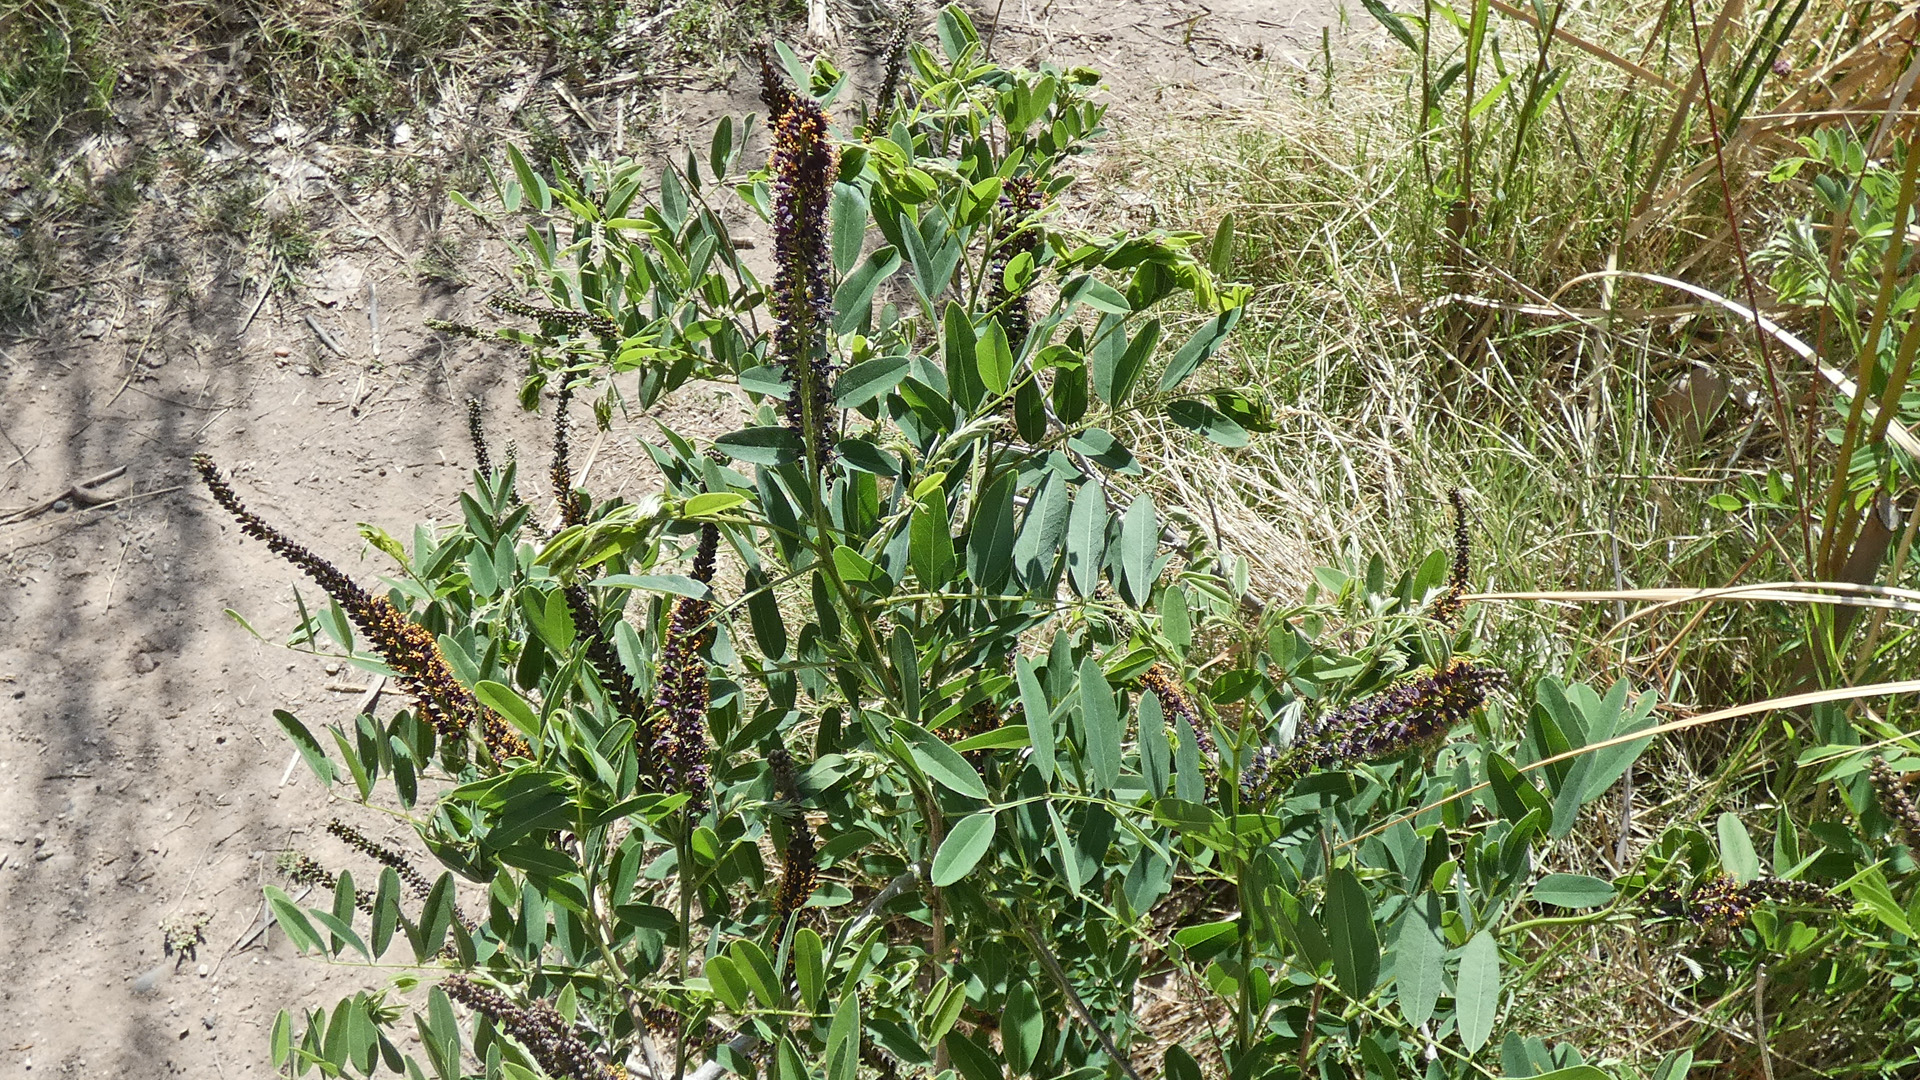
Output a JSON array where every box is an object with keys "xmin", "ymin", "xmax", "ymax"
[
  {"xmin": 197, "ymin": 964, "xmax": 209, "ymax": 977},
  {"xmin": 273, "ymin": 347, "xmax": 291, "ymax": 357}
]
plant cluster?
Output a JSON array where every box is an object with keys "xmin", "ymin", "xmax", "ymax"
[{"xmin": 196, "ymin": 8, "xmax": 1920, "ymax": 1080}]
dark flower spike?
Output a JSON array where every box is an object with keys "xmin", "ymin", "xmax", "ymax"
[
  {"xmin": 552, "ymin": 380, "xmax": 587, "ymax": 529},
  {"xmin": 1870, "ymin": 756, "xmax": 1920, "ymax": 845},
  {"xmin": 1141, "ymin": 663, "xmax": 1217, "ymax": 760},
  {"xmin": 1238, "ymin": 744, "xmax": 1303, "ymax": 805},
  {"xmin": 873, "ymin": 4, "xmax": 918, "ymax": 121},
  {"xmin": 1432, "ymin": 487, "xmax": 1472, "ymax": 623},
  {"xmin": 443, "ymin": 975, "xmax": 624, "ymax": 1080},
  {"xmin": 767, "ymin": 79, "xmax": 838, "ymax": 467},
  {"xmin": 1242, "ymin": 659, "xmax": 1505, "ymax": 804},
  {"xmin": 326, "ymin": 819, "xmax": 437, "ymax": 900},
  {"xmin": 644, "ymin": 524, "xmax": 722, "ymax": 808},
  {"xmin": 988, "ymin": 176, "xmax": 1046, "ymax": 355},
  {"xmin": 1668, "ymin": 875, "xmax": 1837, "ymax": 933},
  {"xmin": 768, "ymin": 745, "xmax": 803, "ymax": 802},
  {"xmin": 1301, "ymin": 658, "xmax": 1504, "ymax": 768},
  {"xmin": 467, "ymin": 398, "xmax": 494, "ymax": 476},
  {"xmin": 279, "ymin": 851, "xmax": 375, "ymax": 915},
  {"xmin": 566, "ymin": 584, "xmax": 642, "ymax": 719},
  {"xmin": 193, "ymin": 455, "xmax": 531, "ymax": 762},
  {"xmin": 760, "ymin": 50, "xmax": 796, "ymax": 123},
  {"xmin": 487, "ymin": 294, "xmax": 617, "ymax": 337},
  {"xmin": 772, "ymin": 809, "xmax": 819, "ymax": 930},
  {"xmin": 424, "ymin": 318, "xmax": 490, "ymax": 340}
]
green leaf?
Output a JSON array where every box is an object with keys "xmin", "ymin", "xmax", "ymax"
[
  {"xmin": 474, "ymin": 681, "xmax": 541, "ymax": 740},
  {"xmin": 833, "ymin": 545, "xmax": 891, "ymax": 595},
  {"xmin": 1061, "ymin": 273, "xmax": 1131, "ymax": 314},
  {"xmin": 419, "ymin": 873, "xmax": 457, "ymax": 959},
  {"xmin": 1079, "ymin": 656, "xmax": 1122, "ymax": 793},
  {"xmin": 1716, "ymin": 812, "xmax": 1761, "ymax": 884},
  {"xmin": 1117, "ymin": 494, "xmax": 1160, "ymax": 602},
  {"xmin": 307, "ymin": 906, "xmax": 372, "ymax": 962},
  {"xmin": 831, "ymin": 182, "xmax": 869, "ymax": 276},
  {"xmin": 1359, "ymin": 0, "xmax": 1421, "ymax": 52},
  {"xmin": 1325, "ymin": 867, "xmax": 1380, "ymax": 999},
  {"xmin": 592, "ymin": 573, "xmax": 712, "ymax": 597},
  {"xmin": 705, "ymin": 955, "xmax": 750, "ymax": 1012},
  {"xmin": 793, "ymin": 928, "xmax": 825, "ymax": 1010},
  {"xmin": 1004, "ymin": 981, "xmax": 1044, "ymax": 1074},
  {"xmin": 967, "ymin": 471, "xmax": 1018, "ymax": 591},
  {"xmin": 1456, "ymin": 930, "xmax": 1502, "ymax": 1052},
  {"xmin": 827, "ymin": 994, "xmax": 861, "ymax": 1080},
  {"xmin": 264, "ymin": 885, "xmax": 322, "ymax": 954},
  {"xmin": 1017, "ymin": 656, "xmax": 1056, "ymax": 783},
  {"xmin": 1173, "ymin": 715, "xmax": 1204, "ymax": 802},
  {"xmin": 1394, "ymin": 897, "xmax": 1444, "ymax": 1028},
  {"xmin": 1165, "ymin": 398, "xmax": 1250, "ymax": 447},
  {"xmin": 1158, "ymin": 306, "xmax": 1243, "ymax": 391},
  {"xmin": 975, "ymin": 319, "xmax": 1013, "ymax": 395},
  {"xmin": 901, "ymin": 721, "xmax": 989, "ymax": 799},
  {"xmin": 729, "ymin": 939, "xmax": 786, "ymax": 1009},
  {"xmin": 911, "ymin": 491, "xmax": 956, "ymax": 586},
  {"xmin": 682, "ymin": 493, "xmax": 749, "ymax": 520},
  {"xmin": 370, "ymin": 868, "xmax": 400, "ymax": 959},
  {"xmin": 834, "ymin": 247, "xmax": 903, "ymax": 334},
  {"xmin": 890, "ymin": 626, "xmax": 920, "ymax": 723},
  {"xmin": 1206, "ymin": 212, "xmax": 1235, "ymax": 276},
  {"xmin": 745, "ymin": 565, "xmax": 789, "ymax": 659},
  {"xmin": 1506, "ymin": 1068, "xmax": 1613, "ymax": 1080},
  {"xmin": 1110, "ymin": 317, "xmax": 1161, "ymax": 406},
  {"xmin": 271, "ymin": 1010, "xmax": 293, "ymax": 1068},
  {"xmin": 1165, "ymin": 1046, "xmax": 1203, "ymax": 1080},
  {"xmin": 951, "ymin": 724, "xmax": 1029, "ymax": 752},
  {"xmin": 834, "ymin": 355, "xmax": 913, "ymax": 407},
  {"xmin": 273, "ymin": 710, "xmax": 335, "ymax": 786},
  {"xmin": 1839, "ymin": 864, "xmax": 1913, "ymax": 936},
  {"xmin": 1048, "ymin": 802, "xmax": 1083, "ymax": 896},
  {"xmin": 1065, "ymin": 482, "xmax": 1108, "ymax": 597},
  {"xmin": 946, "ymin": 1032, "xmax": 1002, "ymax": 1080},
  {"xmin": 923, "ymin": 977, "xmax": 967, "ymax": 1043},
  {"xmin": 944, "ymin": 302, "xmax": 984, "ymax": 413},
  {"xmin": 1531, "ymin": 873, "xmax": 1616, "ymax": 909},
  {"xmin": 738, "ymin": 364, "xmax": 791, "ymax": 398},
  {"xmin": 932, "ymin": 812, "xmax": 997, "ymax": 886},
  {"xmin": 1013, "ymin": 473, "xmax": 1070, "ymax": 587},
  {"xmin": 715, "ymin": 426, "xmax": 803, "ymax": 466},
  {"xmin": 1139, "ymin": 691, "xmax": 1169, "ymax": 796}
]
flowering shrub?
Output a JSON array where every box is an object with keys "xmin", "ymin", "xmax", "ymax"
[{"xmin": 201, "ymin": 10, "xmax": 1882, "ymax": 1080}]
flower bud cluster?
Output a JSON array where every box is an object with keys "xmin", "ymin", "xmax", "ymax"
[
  {"xmin": 194, "ymin": 455, "xmax": 529, "ymax": 762},
  {"xmin": 1653, "ymin": 875, "xmax": 1836, "ymax": 933},
  {"xmin": 1240, "ymin": 659, "xmax": 1504, "ymax": 803},
  {"xmin": 642, "ymin": 525, "xmax": 722, "ymax": 807},
  {"xmin": 1870, "ymin": 756, "xmax": 1920, "ymax": 845},
  {"xmin": 443, "ymin": 975, "xmax": 622, "ymax": 1080},
  {"xmin": 552, "ymin": 380, "xmax": 586, "ymax": 529},
  {"xmin": 773, "ymin": 814, "xmax": 819, "ymax": 929},
  {"xmin": 988, "ymin": 177, "xmax": 1045, "ymax": 354},
  {"xmin": 487, "ymin": 295, "xmax": 618, "ymax": 336},
  {"xmin": 279, "ymin": 851, "xmax": 376, "ymax": 914},
  {"xmin": 1141, "ymin": 663, "xmax": 1216, "ymax": 759},
  {"xmin": 326, "ymin": 819, "xmax": 436, "ymax": 899},
  {"xmin": 1432, "ymin": 487, "xmax": 1472, "ymax": 623},
  {"xmin": 766, "ymin": 68, "xmax": 838, "ymax": 466}
]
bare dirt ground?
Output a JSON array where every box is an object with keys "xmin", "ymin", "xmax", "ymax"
[{"xmin": 0, "ymin": 2, "xmax": 1358, "ymax": 1074}]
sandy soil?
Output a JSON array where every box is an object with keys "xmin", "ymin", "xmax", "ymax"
[{"xmin": 0, "ymin": 2, "xmax": 1359, "ymax": 1075}]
